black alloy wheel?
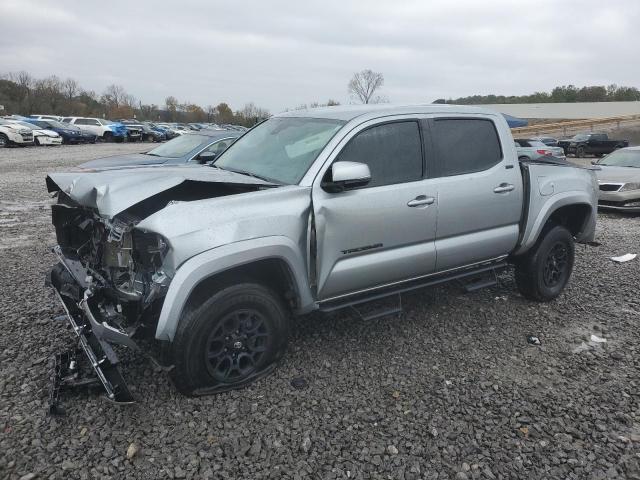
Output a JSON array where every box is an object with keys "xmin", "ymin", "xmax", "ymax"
[
  {"xmin": 204, "ymin": 308, "xmax": 270, "ymax": 382},
  {"xmin": 542, "ymin": 242, "xmax": 569, "ymax": 288}
]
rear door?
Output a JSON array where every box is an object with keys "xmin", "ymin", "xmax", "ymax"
[
  {"xmin": 425, "ymin": 116, "xmax": 523, "ymax": 271},
  {"xmin": 312, "ymin": 118, "xmax": 438, "ymax": 300}
]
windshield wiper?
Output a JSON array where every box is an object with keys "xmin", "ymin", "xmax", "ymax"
[{"xmin": 211, "ymin": 165, "xmax": 282, "ymax": 184}]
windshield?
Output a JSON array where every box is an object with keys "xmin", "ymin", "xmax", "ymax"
[
  {"xmin": 571, "ymin": 134, "xmax": 589, "ymax": 141},
  {"xmin": 146, "ymin": 133, "xmax": 208, "ymax": 158},
  {"xmin": 599, "ymin": 149, "xmax": 640, "ymax": 168},
  {"xmin": 14, "ymin": 121, "xmax": 37, "ymax": 130},
  {"xmin": 214, "ymin": 117, "xmax": 346, "ymax": 184}
]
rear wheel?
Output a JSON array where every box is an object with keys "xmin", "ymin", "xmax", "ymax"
[
  {"xmin": 576, "ymin": 146, "xmax": 585, "ymax": 158},
  {"xmin": 515, "ymin": 225, "xmax": 575, "ymax": 302},
  {"xmin": 170, "ymin": 283, "xmax": 289, "ymax": 395}
]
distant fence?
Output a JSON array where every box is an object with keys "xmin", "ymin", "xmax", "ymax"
[{"xmin": 511, "ymin": 114, "xmax": 640, "ymax": 137}]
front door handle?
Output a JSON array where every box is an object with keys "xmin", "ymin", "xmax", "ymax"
[
  {"xmin": 407, "ymin": 195, "xmax": 435, "ymax": 207},
  {"xmin": 494, "ymin": 183, "xmax": 515, "ymax": 193}
]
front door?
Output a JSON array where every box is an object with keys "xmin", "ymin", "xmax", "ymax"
[{"xmin": 312, "ymin": 119, "xmax": 438, "ymax": 300}]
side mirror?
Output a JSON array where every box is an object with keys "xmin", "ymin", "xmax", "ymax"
[
  {"xmin": 322, "ymin": 161, "xmax": 371, "ymax": 193},
  {"xmin": 197, "ymin": 151, "xmax": 217, "ymax": 163}
]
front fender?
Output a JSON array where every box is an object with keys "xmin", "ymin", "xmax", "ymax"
[{"xmin": 155, "ymin": 236, "xmax": 314, "ymax": 341}]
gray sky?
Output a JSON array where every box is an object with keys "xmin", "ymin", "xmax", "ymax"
[{"xmin": 1, "ymin": 0, "xmax": 638, "ymax": 113}]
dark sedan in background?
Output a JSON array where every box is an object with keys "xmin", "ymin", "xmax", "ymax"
[
  {"xmin": 79, "ymin": 130, "xmax": 241, "ymax": 170},
  {"xmin": 594, "ymin": 147, "xmax": 640, "ymax": 212},
  {"xmin": 27, "ymin": 119, "xmax": 97, "ymax": 144}
]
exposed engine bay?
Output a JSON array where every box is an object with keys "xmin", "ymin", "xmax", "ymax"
[{"xmin": 52, "ymin": 191, "xmax": 170, "ymax": 323}]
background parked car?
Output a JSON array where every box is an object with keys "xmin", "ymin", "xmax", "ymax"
[
  {"xmin": 117, "ymin": 120, "xmax": 144, "ymax": 142},
  {"xmin": 514, "ymin": 138, "xmax": 566, "ymax": 161},
  {"xmin": 530, "ymin": 136, "xmax": 559, "ymax": 147},
  {"xmin": 26, "ymin": 119, "xmax": 89, "ymax": 144},
  {"xmin": 138, "ymin": 123, "xmax": 166, "ymax": 142},
  {"xmin": 7, "ymin": 120, "xmax": 62, "ymax": 146},
  {"xmin": 593, "ymin": 147, "xmax": 640, "ymax": 212},
  {"xmin": 146, "ymin": 122, "xmax": 176, "ymax": 140},
  {"xmin": 558, "ymin": 133, "xmax": 629, "ymax": 157},
  {"xmin": 62, "ymin": 117, "xmax": 128, "ymax": 142},
  {"xmin": 79, "ymin": 130, "xmax": 241, "ymax": 170},
  {"xmin": 0, "ymin": 119, "xmax": 34, "ymax": 147}
]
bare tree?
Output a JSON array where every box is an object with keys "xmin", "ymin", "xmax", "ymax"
[
  {"xmin": 62, "ymin": 78, "xmax": 80, "ymax": 101},
  {"xmin": 102, "ymin": 84, "xmax": 128, "ymax": 108},
  {"xmin": 348, "ymin": 69, "xmax": 385, "ymax": 104},
  {"xmin": 165, "ymin": 96, "xmax": 179, "ymax": 121}
]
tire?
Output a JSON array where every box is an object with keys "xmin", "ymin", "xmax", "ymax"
[
  {"xmin": 515, "ymin": 225, "xmax": 575, "ymax": 302},
  {"xmin": 103, "ymin": 132, "xmax": 113, "ymax": 143},
  {"xmin": 34, "ymin": 136, "xmax": 41, "ymax": 146},
  {"xmin": 576, "ymin": 146, "xmax": 585, "ymax": 158},
  {"xmin": 170, "ymin": 283, "xmax": 289, "ymax": 395},
  {"xmin": 0, "ymin": 134, "xmax": 7, "ymax": 148}
]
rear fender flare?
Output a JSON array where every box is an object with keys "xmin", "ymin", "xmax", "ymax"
[
  {"xmin": 155, "ymin": 236, "xmax": 314, "ymax": 341},
  {"xmin": 515, "ymin": 192, "xmax": 595, "ymax": 255}
]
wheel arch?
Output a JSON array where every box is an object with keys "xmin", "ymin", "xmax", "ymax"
[
  {"xmin": 515, "ymin": 193, "xmax": 596, "ymax": 256},
  {"xmin": 155, "ymin": 237, "xmax": 314, "ymax": 341}
]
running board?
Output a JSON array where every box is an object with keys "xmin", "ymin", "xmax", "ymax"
[{"xmin": 319, "ymin": 261, "xmax": 508, "ymax": 313}]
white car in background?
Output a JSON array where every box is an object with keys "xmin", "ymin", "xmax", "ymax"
[
  {"xmin": 62, "ymin": 117, "xmax": 129, "ymax": 142},
  {"xmin": 9, "ymin": 120, "xmax": 62, "ymax": 146},
  {"xmin": 0, "ymin": 119, "xmax": 34, "ymax": 147}
]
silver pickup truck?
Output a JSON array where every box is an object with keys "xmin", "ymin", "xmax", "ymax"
[{"xmin": 45, "ymin": 105, "xmax": 597, "ymax": 403}]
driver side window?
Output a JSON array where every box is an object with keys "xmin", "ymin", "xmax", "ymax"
[{"xmin": 335, "ymin": 121, "xmax": 423, "ymax": 188}]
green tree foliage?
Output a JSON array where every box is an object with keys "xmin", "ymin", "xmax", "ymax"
[{"xmin": 437, "ymin": 84, "xmax": 640, "ymax": 105}]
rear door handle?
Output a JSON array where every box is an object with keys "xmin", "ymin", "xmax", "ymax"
[
  {"xmin": 407, "ymin": 195, "xmax": 435, "ymax": 207},
  {"xmin": 493, "ymin": 183, "xmax": 515, "ymax": 194}
]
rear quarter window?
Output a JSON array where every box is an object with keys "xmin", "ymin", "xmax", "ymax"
[{"xmin": 431, "ymin": 118, "xmax": 503, "ymax": 177}]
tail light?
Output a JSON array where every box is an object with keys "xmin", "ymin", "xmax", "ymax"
[{"xmin": 536, "ymin": 149, "xmax": 553, "ymax": 156}]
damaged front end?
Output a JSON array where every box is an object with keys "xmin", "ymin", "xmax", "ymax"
[{"xmin": 46, "ymin": 191, "xmax": 172, "ymax": 408}]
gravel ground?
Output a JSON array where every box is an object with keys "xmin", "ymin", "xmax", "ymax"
[{"xmin": 1, "ymin": 145, "xmax": 640, "ymax": 480}]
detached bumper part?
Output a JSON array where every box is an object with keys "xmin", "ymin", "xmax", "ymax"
[{"xmin": 48, "ymin": 262, "xmax": 135, "ymax": 407}]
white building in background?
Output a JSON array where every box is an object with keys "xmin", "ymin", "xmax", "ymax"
[{"xmin": 478, "ymin": 101, "xmax": 640, "ymax": 119}]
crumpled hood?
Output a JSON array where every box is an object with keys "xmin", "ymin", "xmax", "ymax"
[
  {"xmin": 596, "ymin": 165, "xmax": 640, "ymax": 184},
  {"xmin": 46, "ymin": 165, "xmax": 274, "ymax": 218}
]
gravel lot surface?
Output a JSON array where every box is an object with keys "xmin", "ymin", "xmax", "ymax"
[{"xmin": 1, "ymin": 145, "xmax": 640, "ymax": 479}]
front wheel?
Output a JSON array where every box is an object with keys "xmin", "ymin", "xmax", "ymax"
[
  {"xmin": 515, "ymin": 225, "xmax": 575, "ymax": 302},
  {"xmin": 170, "ymin": 283, "xmax": 289, "ymax": 395},
  {"xmin": 0, "ymin": 133, "xmax": 9, "ymax": 147}
]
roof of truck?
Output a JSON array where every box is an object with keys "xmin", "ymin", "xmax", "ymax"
[{"xmin": 277, "ymin": 104, "xmax": 499, "ymax": 122}]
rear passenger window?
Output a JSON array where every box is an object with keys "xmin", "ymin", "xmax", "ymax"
[
  {"xmin": 431, "ymin": 119, "xmax": 502, "ymax": 177},
  {"xmin": 336, "ymin": 121, "xmax": 423, "ymax": 188}
]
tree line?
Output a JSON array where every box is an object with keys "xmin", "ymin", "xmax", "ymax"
[
  {"xmin": 0, "ymin": 71, "xmax": 270, "ymax": 126},
  {"xmin": 433, "ymin": 84, "xmax": 640, "ymax": 105}
]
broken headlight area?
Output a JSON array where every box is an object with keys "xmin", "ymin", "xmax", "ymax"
[
  {"xmin": 51, "ymin": 193, "xmax": 171, "ymax": 313},
  {"xmin": 47, "ymin": 193, "xmax": 172, "ymax": 409}
]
